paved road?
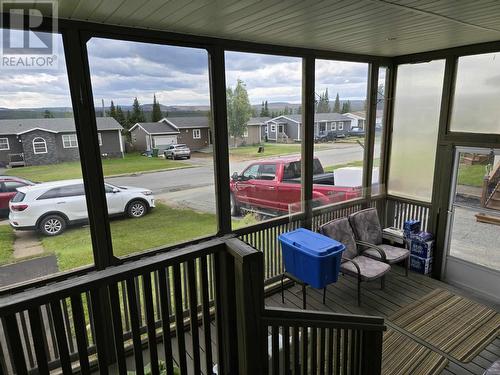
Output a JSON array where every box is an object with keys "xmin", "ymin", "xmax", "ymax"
[{"xmin": 107, "ymin": 143, "xmax": 377, "ymax": 213}]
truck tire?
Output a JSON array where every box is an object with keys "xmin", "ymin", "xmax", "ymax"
[{"xmin": 230, "ymin": 193, "xmax": 241, "ymax": 216}]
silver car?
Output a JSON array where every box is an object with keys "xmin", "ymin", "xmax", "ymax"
[{"xmin": 164, "ymin": 144, "xmax": 191, "ymax": 160}]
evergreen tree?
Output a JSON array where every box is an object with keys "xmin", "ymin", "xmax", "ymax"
[
  {"xmin": 43, "ymin": 109, "xmax": 54, "ymax": 118},
  {"xmin": 129, "ymin": 97, "xmax": 145, "ymax": 124},
  {"xmin": 341, "ymin": 100, "xmax": 351, "ymax": 114},
  {"xmin": 333, "ymin": 93, "xmax": 341, "ymax": 113},
  {"xmin": 115, "ymin": 106, "xmax": 126, "ymax": 128},
  {"xmin": 226, "ymin": 79, "xmax": 252, "ymax": 147},
  {"xmin": 260, "ymin": 101, "xmax": 265, "ymax": 116},
  {"xmin": 316, "ymin": 89, "xmax": 330, "ymax": 113},
  {"xmin": 296, "ymin": 105, "xmax": 302, "ymax": 115},
  {"xmin": 151, "ymin": 94, "xmax": 163, "ymax": 122},
  {"xmin": 264, "ymin": 101, "xmax": 269, "ymax": 116},
  {"xmin": 108, "ymin": 100, "xmax": 117, "ymax": 119}
]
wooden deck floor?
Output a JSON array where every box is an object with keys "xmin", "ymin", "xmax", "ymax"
[{"xmin": 265, "ymin": 267, "xmax": 500, "ymax": 375}]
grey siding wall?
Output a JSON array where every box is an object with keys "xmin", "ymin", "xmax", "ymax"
[
  {"xmin": 56, "ymin": 132, "xmax": 80, "ymax": 162},
  {"xmin": 177, "ymin": 128, "xmax": 209, "ymax": 151},
  {"xmin": 285, "ymin": 120, "xmax": 299, "ymax": 140},
  {"xmin": 99, "ymin": 130, "xmax": 123, "ymax": 157},
  {"xmin": 20, "ymin": 130, "xmax": 59, "ymax": 166},
  {"xmin": 131, "ymin": 127, "xmax": 148, "ymax": 151},
  {"xmin": 0, "ymin": 135, "xmax": 23, "ymax": 166}
]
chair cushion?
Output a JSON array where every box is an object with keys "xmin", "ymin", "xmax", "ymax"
[
  {"xmin": 340, "ymin": 255, "xmax": 391, "ymax": 281},
  {"xmin": 349, "ymin": 208, "xmax": 383, "ymax": 245},
  {"xmin": 320, "ymin": 218, "xmax": 358, "ymax": 259},
  {"xmin": 363, "ymin": 244, "xmax": 410, "ymax": 264}
]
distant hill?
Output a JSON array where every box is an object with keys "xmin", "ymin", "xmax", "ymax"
[{"xmin": 0, "ymin": 100, "xmax": 367, "ymax": 120}]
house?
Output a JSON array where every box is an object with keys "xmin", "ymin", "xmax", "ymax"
[
  {"xmin": 229, "ymin": 117, "xmax": 270, "ymax": 146},
  {"xmin": 130, "ymin": 116, "xmax": 211, "ymax": 151},
  {"xmin": 265, "ymin": 113, "xmax": 353, "ymax": 142},
  {"xmin": 344, "ymin": 112, "xmax": 366, "ymax": 129},
  {"xmin": 0, "ymin": 117, "xmax": 123, "ymax": 167}
]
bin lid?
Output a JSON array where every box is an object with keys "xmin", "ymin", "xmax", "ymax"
[{"xmin": 279, "ymin": 228, "xmax": 345, "ymax": 256}]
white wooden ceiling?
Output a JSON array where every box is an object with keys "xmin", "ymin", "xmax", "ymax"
[{"xmin": 58, "ymin": 0, "xmax": 500, "ymax": 57}]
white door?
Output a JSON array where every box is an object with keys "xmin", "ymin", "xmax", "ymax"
[
  {"xmin": 105, "ymin": 184, "xmax": 125, "ymax": 214},
  {"xmin": 153, "ymin": 135, "xmax": 177, "ymax": 147},
  {"xmin": 444, "ymin": 147, "xmax": 500, "ymax": 302}
]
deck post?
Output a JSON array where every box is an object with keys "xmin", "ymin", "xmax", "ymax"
[
  {"xmin": 302, "ymin": 56, "xmax": 315, "ymax": 229},
  {"xmin": 225, "ymin": 238, "xmax": 265, "ymax": 375},
  {"xmin": 361, "ymin": 330, "xmax": 383, "ymax": 375}
]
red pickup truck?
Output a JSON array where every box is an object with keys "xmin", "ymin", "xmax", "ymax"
[{"xmin": 230, "ymin": 157, "xmax": 361, "ymax": 216}]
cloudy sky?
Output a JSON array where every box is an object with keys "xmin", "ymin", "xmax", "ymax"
[{"xmin": 0, "ymin": 32, "xmax": 370, "ymax": 109}]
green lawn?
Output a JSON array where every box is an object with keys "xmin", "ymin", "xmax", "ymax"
[
  {"xmin": 457, "ymin": 163, "xmax": 489, "ymax": 187},
  {"xmin": 0, "ymin": 226, "xmax": 15, "ymax": 265},
  {"xmin": 41, "ymin": 203, "xmax": 218, "ymax": 271},
  {"xmin": 6, "ymin": 153, "xmax": 191, "ymax": 182}
]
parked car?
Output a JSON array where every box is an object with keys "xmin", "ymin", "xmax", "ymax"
[
  {"xmin": 9, "ymin": 179, "xmax": 155, "ymax": 236},
  {"xmin": 0, "ymin": 176, "xmax": 36, "ymax": 217},
  {"xmin": 349, "ymin": 127, "xmax": 365, "ymax": 137},
  {"xmin": 314, "ymin": 131, "xmax": 337, "ymax": 143},
  {"xmin": 164, "ymin": 144, "xmax": 191, "ymax": 160},
  {"xmin": 230, "ymin": 157, "xmax": 361, "ymax": 216}
]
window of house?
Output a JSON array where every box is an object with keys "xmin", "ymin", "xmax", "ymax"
[
  {"xmin": 388, "ymin": 60, "xmax": 445, "ymax": 202},
  {"xmin": 0, "ymin": 138, "xmax": 9, "ymax": 150},
  {"xmin": 98, "ymin": 132, "xmax": 103, "ymax": 146},
  {"xmin": 87, "ymin": 37, "xmax": 217, "ymax": 259},
  {"xmin": 314, "ymin": 59, "xmax": 369, "ymax": 209},
  {"xmin": 450, "ymin": 52, "xmax": 500, "ymax": 134},
  {"xmin": 225, "ymin": 51, "xmax": 302, "ymax": 230},
  {"xmin": 32, "ymin": 137, "xmax": 47, "ymax": 154},
  {"xmin": 0, "ymin": 30, "xmax": 93, "ymax": 288},
  {"xmin": 62, "ymin": 134, "xmax": 78, "ymax": 148}
]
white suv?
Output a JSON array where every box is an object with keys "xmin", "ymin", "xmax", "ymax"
[{"xmin": 9, "ymin": 179, "xmax": 155, "ymax": 236}]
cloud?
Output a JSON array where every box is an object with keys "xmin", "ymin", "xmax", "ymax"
[{"xmin": 0, "ymin": 33, "xmax": 371, "ymax": 109}]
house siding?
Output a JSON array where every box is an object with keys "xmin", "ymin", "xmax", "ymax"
[
  {"xmin": 177, "ymin": 128, "xmax": 209, "ymax": 151},
  {"xmin": 56, "ymin": 132, "xmax": 80, "ymax": 162},
  {"xmin": 20, "ymin": 130, "xmax": 59, "ymax": 166},
  {"xmin": 0, "ymin": 135, "xmax": 23, "ymax": 166},
  {"xmin": 99, "ymin": 130, "xmax": 123, "ymax": 157},
  {"xmin": 130, "ymin": 127, "xmax": 149, "ymax": 151},
  {"xmin": 230, "ymin": 125, "xmax": 261, "ymax": 147}
]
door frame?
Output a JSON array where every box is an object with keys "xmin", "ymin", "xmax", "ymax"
[{"xmin": 442, "ymin": 146, "xmax": 500, "ymax": 302}]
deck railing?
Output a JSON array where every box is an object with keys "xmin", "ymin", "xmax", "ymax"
[
  {"xmin": 0, "ymin": 238, "xmax": 232, "ymax": 375},
  {"xmin": 262, "ymin": 308, "xmax": 385, "ymax": 375},
  {"xmin": 385, "ymin": 195, "xmax": 432, "ymax": 232}
]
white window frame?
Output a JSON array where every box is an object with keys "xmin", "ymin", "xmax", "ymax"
[
  {"xmin": 62, "ymin": 134, "xmax": 78, "ymax": 148},
  {"xmin": 193, "ymin": 128, "xmax": 201, "ymax": 139},
  {"xmin": 98, "ymin": 132, "xmax": 103, "ymax": 146},
  {"xmin": 243, "ymin": 128, "xmax": 248, "ymax": 137},
  {"xmin": 33, "ymin": 137, "xmax": 47, "ymax": 154},
  {"xmin": 332, "ymin": 122, "xmax": 337, "ymax": 131},
  {"xmin": 338, "ymin": 122, "xmax": 344, "ymax": 131},
  {"xmin": 270, "ymin": 124, "xmax": 276, "ymax": 132},
  {"xmin": 0, "ymin": 137, "xmax": 9, "ymax": 150}
]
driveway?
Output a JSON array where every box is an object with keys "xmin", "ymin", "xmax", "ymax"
[{"xmin": 107, "ymin": 143, "xmax": 375, "ymax": 213}]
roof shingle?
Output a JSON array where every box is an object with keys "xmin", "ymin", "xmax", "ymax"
[{"xmin": 0, "ymin": 117, "xmax": 123, "ymax": 135}]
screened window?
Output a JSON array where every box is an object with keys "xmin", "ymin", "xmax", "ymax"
[
  {"xmin": 193, "ymin": 129, "xmax": 201, "ymax": 139},
  {"xmin": 0, "ymin": 138, "xmax": 9, "ymax": 150},
  {"xmin": 62, "ymin": 134, "xmax": 78, "ymax": 148},
  {"xmin": 450, "ymin": 52, "xmax": 500, "ymax": 134},
  {"xmin": 388, "ymin": 60, "xmax": 445, "ymax": 202},
  {"xmin": 32, "ymin": 137, "xmax": 47, "ymax": 154}
]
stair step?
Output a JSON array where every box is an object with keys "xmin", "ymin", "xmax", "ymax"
[{"xmin": 476, "ymin": 213, "xmax": 500, "ymax": 225}]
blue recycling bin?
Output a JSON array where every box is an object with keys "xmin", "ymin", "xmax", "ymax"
[{"xmin": 279, "ymin": 228, "xmax": 345, "ymax": 289}]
